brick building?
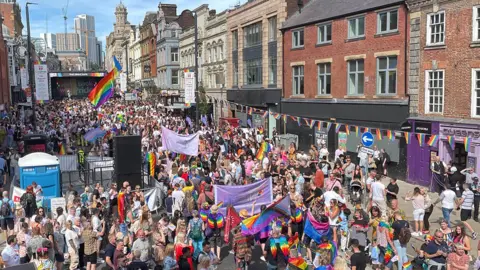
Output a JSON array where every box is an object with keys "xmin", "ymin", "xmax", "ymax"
[
  {"xmin": 226, "ymin": 0, "xmax": 305, "ymax": 137},
  {"xmin": 406, "ymin": 0, "xmax": 480, "ymax": 185},
  {"xmin": 0, "ymin": 1, "xmax": 22, "ymax": 37},
  {"xmin": 139, "ymin": 12, "xmax": 157, "ymax": 90},
  {"xmin": 281, "ymin": 0, "xmax": 409, "ymax": 179}
]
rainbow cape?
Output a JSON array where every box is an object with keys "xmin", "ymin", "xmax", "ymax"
[
  {"xmin": 288, "ymin": 257, "xmax": 308, "ymax": 270},
  {"xmin": 88, "ymin": 56, "xmax": 122, "ymax": 108},
  {"xmin": 290, "ymin": 208, "xmax": 303, "ymax": 223},
  {"xmin": 269, "ymin": 236, "xmax": 289, "ymax": 258},
  {"xmin": 207, "ymin": 213, "xmax": 224, "ymax": 229}
]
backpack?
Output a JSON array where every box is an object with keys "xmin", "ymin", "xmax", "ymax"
[
  {"xmin": 0, "ymin": 199, "xmax": 12, "ymax": 217},
  {"xmin": 398, "ymin": 224, "xmax": 411, "ymax": 246},
  {"xmin": 190, "ymin": 219, "xmax": 203, "ymax": 241}
]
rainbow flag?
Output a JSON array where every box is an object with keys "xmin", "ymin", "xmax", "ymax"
[
  {"xmin": 248, "ymin": 107, "xmax": 253, "ymax": 115},
  {"xmin": 417, "ymin": 133, "xmax": 425, "ymax": 147},
  {"xmin": 364, "ymin": 127, "xmax": 369, "ymax": 133},
  {"xmin": 345, "ymin": 125, "xmax": 350, "ymax": 135},
  {"xmin": 118, "ymin": 191, "xmax": 125, "ymax": 223},
  {"xmin": 335, "ymin": 123, "xmax": 341, "ymax": 133},
  {"xmin": 272, "ymin": 113, "xmax": 281, "ymax": 120},
  {"xmin": 256, "ymin": 142, "xmax": 271, "ymax": 160},
  {"xmin": 318, "ymin": 241, "xmax": 337, "ymax": 265},
  {"xmin": 296, "ymin": 117, "xmax": 301, "ymax": 126},
  {"xmin": 147, "ymin": 152, "xmax": 156, "ymax": 176},
  {"xmin": 317, "ymin": 121, "xmax": 322, "ymax": 130},
  {"xmin": 326, "ymin": 122, "xmax": 332, "ymax": 131},
  {"xmin": 404, "ymin": 132, "xmax": 411, "ymax": 144},
  {"xmin": 262, "ymin": 111, "xmax": 268, "ymax": 118},
  {"xmin": 289, "ymin": 115, "xmax": 297, "ymax": 122},
  {"xmin": 282, "ymin": 114, "xmax": 287, "ymax": 122},
  {"xmin": 288, "ymin": 232, "xmax": 299, "ymax": 247},
  {"xmin": 464, "ymin": 137, "xmax": 472, "ymax": 152},
  {"xmin": 241, "ymin": 195, "xmax": 290, "ymax": 235},
  {"xmin": 403, "ymin": 261, "xmax": 413, "ymax": 270},
  {"xmin": 386, "ymin": 130, "xmax": 394, "ymax": 141},
  {"xmin": 427, "ymin": 135, "xmax": 439, "ymax": 147},
  {"xmin": 308, "ymin": 119, "xmax": 315, "ymax": 129},
  {"xmin": 447, "ymin": 135, "xmax": 455, "ymax": 150},
  {"xmin": 376, "ymin": 129, "xmax": 382, "ymax": 140},
  {"xmin": 58, "ymin": 143, "xmax": 66, "ymax": 155},
  {"xmin": 88, "ymin": 57, "xmax": 122, "ymax": 108},
  {"xmin": 288, "ymin": 257, "xmax": 308, "ymax": 270},
  {"xmin": 355, "ymin": 126, "xmax": 359, "ymax": 137}
]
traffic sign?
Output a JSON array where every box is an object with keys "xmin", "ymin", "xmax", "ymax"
[{"xmin": 361, "ymin": 132, "xmax": 374, "ymax": 147}]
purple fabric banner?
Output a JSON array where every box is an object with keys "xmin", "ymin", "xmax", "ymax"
[{"xmin": 214, "ymin": 179, "xmax": 273, "ymax": 215}]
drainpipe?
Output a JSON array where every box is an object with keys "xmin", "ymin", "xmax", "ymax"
[
  {"xmin": 281, "ymin": 28, "xmax": 285, "ymax": 134},
  {"xmin": 405, "ymin": 3, "xmax": 411, "ymax": 119}
]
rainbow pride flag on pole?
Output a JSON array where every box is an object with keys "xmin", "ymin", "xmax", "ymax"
[
  {"xmin": 88, "ymin": 56, "xmax": 122, "ymax": 108},
  {"xmin": 256, "ymin": 142, "xmax": 271, "ymax": 160}
]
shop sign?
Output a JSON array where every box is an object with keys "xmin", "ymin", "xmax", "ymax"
[
  {"xmin": 400, "ymin": 121, "xmax": 412, "ymax": 132},
  {"xmin": 414, "ymin": 121, "xmax": 431, "ymax": 134},
  {"xmin": 440, "ymin": 127, "xmax": 480, "ymax": 139},
  {"xmin": 315, "ymin": 129, "xmax": 328, "ymax": 148}
]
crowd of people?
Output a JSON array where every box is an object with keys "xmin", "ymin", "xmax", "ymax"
[{"xmin": 0, "ymin": 97, "xmax": 476, "ymax": 270}]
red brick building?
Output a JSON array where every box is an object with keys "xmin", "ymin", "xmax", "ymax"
[
  {"xmin": 406, "ymin": 0, "xmax": 480, "ymax": 185},
  {"xmin": 281, "ymin": 0, "xmax": 409, "ymax": 179}
]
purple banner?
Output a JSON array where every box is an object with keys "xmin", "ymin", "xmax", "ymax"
[{"xmin": 214, "ymin": 179, "xmax": 273, "ymax": 215}]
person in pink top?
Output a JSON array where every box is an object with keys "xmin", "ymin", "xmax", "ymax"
[
  {"xmin": 324, "ymin": 173, "xmax": 342, "ymax": 192},
  {"xmin": 244, "ymin": 155, "xmax": 255, "ymax": 178}
]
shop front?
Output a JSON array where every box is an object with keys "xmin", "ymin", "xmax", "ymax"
[{"xmin": 439, "ymin": 123, "xmax": 480, "ymax": 171}]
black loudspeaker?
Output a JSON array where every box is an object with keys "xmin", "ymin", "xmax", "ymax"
[
  {"xmin": 4, "ymin": 263, "xmax": 36, "ymax": 270},
  {"xmin": 114, "ymin": 135, "xmax": 142, "ymax": 187}
]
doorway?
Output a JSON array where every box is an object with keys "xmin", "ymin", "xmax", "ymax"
[{"xmin": 453, "ymin": 143, "xmax": 468, "ymax": 171}]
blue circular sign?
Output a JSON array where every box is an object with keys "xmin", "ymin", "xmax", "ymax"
[{"xmin": 361, "ymin": 132, "xmax": 375, "ymax": 147}]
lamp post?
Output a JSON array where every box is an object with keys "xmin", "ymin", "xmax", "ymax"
[{"xmin": 26, "ymin": 2, "xmax": 38, "ymax": 130}]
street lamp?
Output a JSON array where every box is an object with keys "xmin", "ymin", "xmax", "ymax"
[{"xmin": 26, "ymin": 2, "xmax": 38, "ymax": 130}]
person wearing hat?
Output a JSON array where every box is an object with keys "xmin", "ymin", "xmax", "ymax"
[
  {"xmin": 461, "ymin": 167, "xmax": 479, "ymax": 186},
  {"xmin": 206, "ymin": 204, "xmax": 224, "ymax": 261}
]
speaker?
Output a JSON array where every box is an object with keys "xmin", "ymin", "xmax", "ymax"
[{"xmin": 114, "ymin": 135, "xmax": 142, "ymax": 187}]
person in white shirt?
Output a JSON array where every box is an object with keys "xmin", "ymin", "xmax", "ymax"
[
  {"xmin": 56, "ymin": 207, "xmax": 67, "ymax": 230},
  {"xmin": 321, "ymin": 186, "xmax": 346, "ymax": 206},
  {"xmin": 365, "ymin": 170, "xmax": 377, "ymax": 192},
  {"xmin": 370, "ymin": 175, "xmax": 386, "ymax": 216},
  {"xmin": 432, "ymin": 183, "xmax": 457, "ymax": 227},
  {"xmin": 65, "ymin": 220, "xmax": 80, "ymax": 270},
  {"xmin": 1, "ymin": 235, "xmax": 20, "ymax": 267},
  {"xmin": 172, "ymin": 184, "xmax": 185, "ymax": 215}
]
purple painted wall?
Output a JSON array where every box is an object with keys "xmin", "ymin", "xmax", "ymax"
[{"xmin": 406, "ymin": 121, "xmax": 440, "ymax": 187}]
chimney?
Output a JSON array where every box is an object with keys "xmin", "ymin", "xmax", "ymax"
[
  {"xmin": 160, "ymin": 4, "xmax": 178, "ymax": 17},
  {"xmin": 209, "ymin": 9, "xmax": 216, "ymax": 17},
  {"xmin": 297, "ymin": 0, "xmax": 304, "ymax": 13}
]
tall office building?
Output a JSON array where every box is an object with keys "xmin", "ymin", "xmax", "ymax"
[
  {"xmin": 40, "ymin": 33, "xmax": 56, "ymax": 50},
  {"xmin": 74, "ymin": 14, "xmax": 98, "ymax": 65},
  {"xmin": 56, "ymin": 33, "xmax": 80, "ymax": 51}
]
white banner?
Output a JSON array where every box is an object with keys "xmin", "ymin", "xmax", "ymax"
[
  {"xmin": 12, "ymin": 186, "xmax": 26, "ymax": 203},
  {"xmin": 34, "ymin": 64, "xmax": 49, "ymax": 101},
  {"xmin": 184, "ymin": 72, "xmax": 195, "ymax": 104},
  {"xmin": 161, "ymin": 126, "xmax": 199, "ymax": 156},
  {"xmin": 120, "ymin": 73, "xmax": 127, "ymax": 92},
  {"xmin": 125, "ymin": 93, "xmax": 137, "ymax": 101},
  {"xmin": 50, "ymin": 197, "xmax": 66, "ymax": 219},
  {"xmin": 20, "ymin": 68, "xmax": 28, "ymax": 90}
]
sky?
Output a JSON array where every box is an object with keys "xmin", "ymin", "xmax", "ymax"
[{"xmin": 17, "ymin": 0, "xmax": 240, "ymax": 50}]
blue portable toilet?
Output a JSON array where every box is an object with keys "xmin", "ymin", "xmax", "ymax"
[{"xmin": 18, "ymin": 152, "xmax": 61, "ymax": 208}]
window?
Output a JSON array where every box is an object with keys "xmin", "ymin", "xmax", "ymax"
[
  {"xmin": 473, "ymin": 69, "xmax": 480, "ymax": 117},
  {"xmin": 348, "ymin": 16, "xmax": 365, "ymax": 39},
  {"xmin": 219, "ymin": 45, "xmax": 223, "ymax": 60},
  {"xmin": 378, "ymin": 10, "xmax": 398, "ymax": 33},
  {"xmin": 292, "ymin": 29, "xmax": 304, "ymax": 48},
  {"xmin": 268, "ymin": 56, "xmax": 277, "ymax": 86},
  {"xmin": 213, "ymin": 47, "xmax": 217, "ymax": 62},
  {"xmin": 377, "ymin": 56, "xmax": 397, "ymax": 94},
  {"xmin": 233, "ymin": 62, "xmax": 239, "ymax": 86},
  {"xmin": 473, "ymin": 6, "xmax": 480, "ymax": 41},
  {"xmin": 347, "ymin": 60, "xmax": 364, "ymax": 95},
  {"xmin": 425, "ymin": 70, "xmax": 444, "ymax": 113},
  {"xmin": 171, "ymin": 30, "xmax": 178, "ymax": 38},
  {"xmin": 171, "ymin": 47, "xmax": 178, "ymax": 62},
  {"xmin": 232, "ymin": 30, "xmax": 238, "ymax": 51},
  {"xmin": 243, "ymin": 59, "xmax": 262, "ymax": 85},
  {"xmin": 427, "ymin": 11, "xmax": 445, "ymax": 46},
  {"xmin": 244, "ymin": 23, "xmax": 262, "ymax": 48},
  {"xmin": 268, "ymin": 16, "xmax": 277, "ymax": 41},
  {"xmin": 317, "ymin": 63, "xmax": 331, "ymax": 95},
  {"xmin": 208, "ymin": 49, "xmax": 211, "ymax": 63},
  {"xmin": 317, "ymin": 23, "xmax": 332, "ymax": 44},
  {"xmin": 172, "ymin": 69, "xmax": 179, "ymax": 85},
  {"xmin": 292, "ymin": 66, "xmax": 304, "ymax": 95}
]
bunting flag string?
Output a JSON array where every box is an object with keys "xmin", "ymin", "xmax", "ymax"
[
  {"xmin": 335, "ymin": 123, "xmax": 341, "ymax": 133},
  {"xmin": 427, "ymin": 135, "xmax": 439, "ymax": 147},
  {"xmin": 376, "ymin": 129, "xmax": 382, "ymax": 141},
  {"xmin": 464, "ymin": 137, "xmax": 472, "ymax": 152},
  {"xmin": 219, "ymin": 100, "xmax": 475, "ymax": 149},
  {"xmin": 447, "ymin": 136, "xmax": 455, "ymax": 150},
  {"xmin": 417, "ymin": 133, "xmax": 425, "ymax": 147}
]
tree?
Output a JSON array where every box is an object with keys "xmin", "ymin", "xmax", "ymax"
[{"xmin": 197, "ymin": 85, "xmax": 210, "ymax": 115}]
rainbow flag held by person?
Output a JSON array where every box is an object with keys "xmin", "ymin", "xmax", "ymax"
[
  {"xmin": 288, "ymin": 232, "xmax": 299, "ymax": 247},
  {"xmin": 256, "ymin": 142, "xmax": 271, "ymax": 160},
  {"xmin": 88, "ymin": 57, "xmax": 122, "ymax": 108},
  {"xmin": 403, "ymin": 261, "xmax": 413, "ymax": 270},
  {"xmin": 447, "ymin": 136, "xmax": 455, "ymax": 150},
  {"xmin": 318, "ymin": 241, "xmax": 337, "ymax": 265},
  {"xmin": 427, "ymin": 135, "xmax": 439, "ymax": 147},
  {"xmin": 118, "ymin": 191, "xmax": 126, "ymax": 223},
  {"xmin": 147, "ymin": 152, "xmax": 156, "ymax": 176},
  {"xmin": 464, "ymin": 137, "xmax": 472, "ymax": 152},
  {"xmin": 288, "ymin": 257, "xmax": 308, "ymax": 270},
  {"xmin": 304, "ymin": 210, "xmax": 331, "ymax": 243},
  {"xmin": 241, "ymin": 195, "xmax": 290, "ymax": 236},
  {"xmin": 58, "ymin": 143, "xmax": 66, "ymax": 155},
  {"xmin": 224, "ymin": 206, "xmax": 242, "ymax": 244}
]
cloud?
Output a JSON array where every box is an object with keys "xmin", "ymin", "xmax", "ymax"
[{"xmin": 18, "ymin": 0, "xmax": 241, "ymax": 50}]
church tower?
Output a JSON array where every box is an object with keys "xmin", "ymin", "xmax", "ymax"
[{"xmin": 115, "ymin": 1, "xmax": 127, "ymax": 26}]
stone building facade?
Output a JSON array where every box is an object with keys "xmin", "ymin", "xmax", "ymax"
[{"xmin": 106, "ymin": 2, "xmax": 134, "ymax": 71}]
